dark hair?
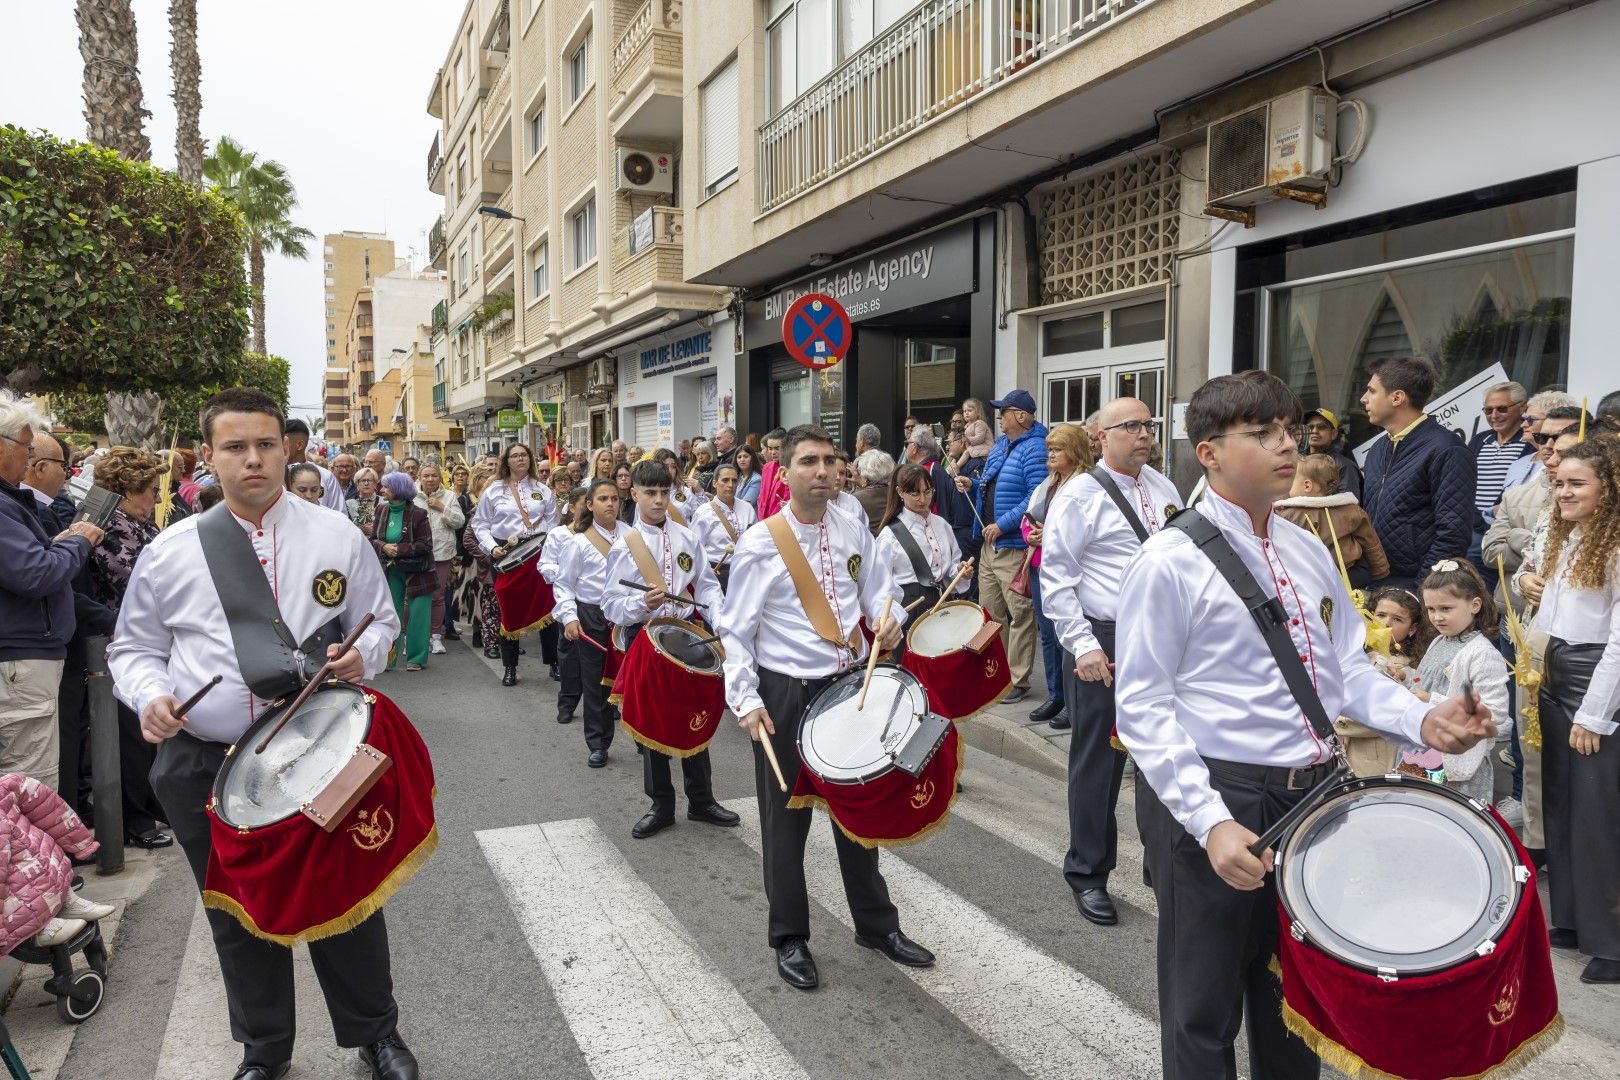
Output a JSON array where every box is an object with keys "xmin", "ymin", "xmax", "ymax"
[
  {"xmin": 194, "ymin": 483, "xmax": 225, "ymax": 511},
  {"xmin": 286, "ymin": 462, "xmax": 321, "ymax": 490},
  {"xmin": 1369, "ymin": 587, "xmax": 1434, "ymax": 662},
  {"xmin": 1419, "ymin": 560, "xmax": 1499, "ymax": 641},
  {"xmin": 201, "ymin": 388, "xmax": 285, "ymax": 445},
  {"xmin": 780, "ymin": 424, "xmax": 836, "ymax": 467},
  {"xmin": 764, "ymin": 427, "xmax": 787, "ymax": 444},
  {"xmin": 632, "ymin": 459, "xmax": 671, "ymax": 488},
  {"xmin": 559, "ymin": 484, "xmax": 589, "ymax": 528},
  {"xmin": 712, "ymin": 461, "xmax": 739, "ymax": 481},
  {"xmin": 1184, "ymin": 370, "xmax": 1302, "ymax": 446},
  {"xmin": 1367, "ymin": 356, "xmax": 1437, "ymax": 409},
  {"xmin": 498, "ymin": 441, "xmax": 534, "ymax": 480},
  {"xmin": 880, "ymin": 461, "xmax": 934, "ymax": 529},
  {"xmin": 1542, "ymin": 404, "xmax": 1593, "ymax": 432},
  {"xmin": 283, "ymin": 418, "xmax": 311, "ymax": 438},
  {"xmin": 734, "ymin": 445, "xmax": 758, "ymax": 475},
  {"xmin": 1596, "ymin": 389, "xmax": 1620, "ymax": 423},
  {"xmin": 574, "ymin": 478, "xmax": 621, "ymax": 533},
  {"xmin": 650, "ymin": 447, "xmax": 679, "ymax": 470}
]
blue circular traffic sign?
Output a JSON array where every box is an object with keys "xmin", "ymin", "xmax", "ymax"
[{"xmin": 782, "ymin": 293, "xmax": 851, "ymax": 369}]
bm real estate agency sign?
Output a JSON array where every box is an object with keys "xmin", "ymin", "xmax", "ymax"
[{"xmin": 741, "ymin": 220, "xmax": 976, "ymax": 351}]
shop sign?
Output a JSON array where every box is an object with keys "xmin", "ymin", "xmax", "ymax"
[
  {"xmin": 527, "ymin": 401, "xmax": 560, "ymax": 427},
  {"xmin": 742, "ymin": 219, "xmax": 977, "ymax": 349},
  {"xmin": 656, "ymin": 401, "xmax": 673, "ymax": 451},
  {"xmin": 1352, "ymin": 362, "xmax": 1508, "ymax": 465},
  {"xmin": 639, "ymin": 329, "xmax": 713, "ymax": 379},
  {"xmin": 496, "ymin": 408, "xmax": 526, "ymax": 431}
]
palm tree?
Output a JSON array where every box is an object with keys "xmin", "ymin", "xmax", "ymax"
[
  {"xmin": 204, "ymin": 137, "xmax": 315, "ymax": 354},
  {"xmin": 170, "ymin": 0, "xmax": 205, "ymax": 187}
]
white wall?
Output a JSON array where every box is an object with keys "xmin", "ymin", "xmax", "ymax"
[
  {"xmin": 615, "ymin": 316, "xmax": 737, "ymax": 448},
  {"xmin": 1206, "ymin": 1, "xmax": 1620, "ymax": 398},
  {"xmin": 373, "ymin": 271, "xmax": 449, "ymax": 374}
]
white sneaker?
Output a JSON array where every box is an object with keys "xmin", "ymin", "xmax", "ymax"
[
  {"xmin": 1498, "ymin": 746, "xmax": 1516, "ymax": 767},
  {"xmin": 33, "ymin": 917, "xmax": 88, "ymax": 948},
  {"xmin": 430, "ymin": 635, "xmax": 446, "ymax": 655},
  {"xmin": 1495, "ymin": 796, "xmax": 1525, "ymax": 829},
  {"xmin": 60, "ymin": 893, "xmax": 116, "ymax": 922}
]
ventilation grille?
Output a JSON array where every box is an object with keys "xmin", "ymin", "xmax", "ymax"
[
  {"xmin": 1206, "ymin": 105, "xmax": 1268, "ymax": 203},
  {"xmin": 1038, "ymin": 150, "xmax": 1181, "ymax": 303}
]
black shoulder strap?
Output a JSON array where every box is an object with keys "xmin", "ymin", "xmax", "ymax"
[
  {"xmin": 196, "ymin": 503, "xmax": 340, "ymax": 701},
  {"xmin": 886, "ymin": 518, "xmax": 937, "ymax": 587},
  {"xmin": 1166, "ymin": 509, "xmax": 1338, "ymax": 745},
  {"xmin": 1090, "ymin": 467, "xmax": 1149, "ymax": 543}
]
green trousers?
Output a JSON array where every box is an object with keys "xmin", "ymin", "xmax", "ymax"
[{"xmin": 388, "ymin": 570, "xmax": 432, "ymax": 667}]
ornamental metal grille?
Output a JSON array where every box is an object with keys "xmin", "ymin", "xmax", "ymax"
[{"xmin": 1038, "ymin": 150, "xmax": 1181, "ymax": 303}]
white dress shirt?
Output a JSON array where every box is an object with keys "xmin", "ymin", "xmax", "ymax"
[
  {"xmin": 471, "ymin": 477, "xmax": 558, "ymax": 554},
  {"xmin": 669, "ymin": 486, "xmax": 708, "ymax": 526},
  {"xmin": 720, "ymin": 502, "xmax": 904, "ymax": 717},
  {"xmin": 551, "ymin": 520, "xmax": 629, "ymax": 625},
  {"xmin": 877, "ymin": 507, "xmax": 967, "ymax": 591},
  {"xmin": 106, "ymin": 493, "xmax": 398, "ymax": 746},
  {"xmin": 538, "ymin": 525, "xmax": 572, "ymax": 585},
  {"xmin": 1042, "ymin": 463, "xmax": 1181, "ymax": 658},
  {"xmin": 603, "ymin": 517, "xmax": 724, "ymax": 627},
  {"xmin": 1114, "ymin": 490, "xmax": 1431, "ymax": 846},
  {"xmin": 692, "ymin": 496, "xmax": 757, "ymax": 567},
  {"xmin": 1534, "ymin": 538, "xmax": 1620, "ymax": 735}
]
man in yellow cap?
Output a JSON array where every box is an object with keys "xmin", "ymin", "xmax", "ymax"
[{"xmin": 1304, "ymin": 407, "xmax": 1363, "ymax": 501}]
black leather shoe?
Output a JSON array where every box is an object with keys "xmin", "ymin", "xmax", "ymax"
[
  {"xmin": 558, "ymin": 712, "xmax": 575, "ymax": 725},
  {"xmin": 587, "ymin": 749, "xmax": 607, "ymax": 768},
  {"xmin": 501, "ymin": 666, "xmax": 517, "ymax": 687},
  {"xmin": 125, "ymin": 830, "xmax": 174, "ymax": 850},
  {"xmin": 1549, "ymin": 927, "xmax": 1579, "ymax": 949},
  {"xmin": 441, "ymin": 626, "xmax": 460, "ymax": 640},
  {"xmin": 483, "ymin": 645, "xmax": 501, "ymax": 659},
  {"xmin": 1001, "ymin": 686, "xmax": 1029, "ymax": 704},
  {"xmin": 549, "ymin": 663, "xmax": 562, "ymax": 681},
  {"xmin": 687, "ymin": 802, "xmax": 741, "ymax": 827},
  {"xmin": 775, "ymin": 937, "xmax": 818, "ymax": 989},
  {"xmin": 1581, "ymin": 957, "xmax": 1620, "ymax": 984},
  {"xmin": 232, "ymin": 1063, "xmax": 290, "ymax": 1080},
  {"xmin": 360, "ymin": 1032, "xmax": 419, "ymax": 1079},
  {"xmin": 855, "ymin": 930, "xmax": 934, "ymax": 967},
  {"xmin": 1075, "ymin": 888, "xmax": 1119, "ymax": 926},
  {"xmin": 631, "ymin": 810, "xmax": 675, "ymax": 839},
  {"xmin": 1029, "ymin": 699, "xmax": 1064, "ymax": 724}
]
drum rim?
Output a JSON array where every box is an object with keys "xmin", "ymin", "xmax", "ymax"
[
  {"xmin": 644, "ymin": 615, "xmax": 725, "ymax": 675},
  {"xmin": 495, "ymin": 534, "xmax": 547, "ymax": 571},
  {"xmin": 1275, "ymin": 774, "xmax": 1523, "ymax": 976},
  {"xmin": 905, "ymin": 600, "xmax": 985, "ymax": 657},
  {"xmin": 211, "ymin": 680, "xmax": 374, "ymax": 830},
  {"xmin": 798, "ymin": 664, "xmax": 928, "ymax": 784}
]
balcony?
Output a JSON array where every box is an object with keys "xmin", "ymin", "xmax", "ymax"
[
  {"xmin": 609, "ymin": 0, "xmax": 682, "ymax": 142},
  {"xmin": 427, "ymin": 132, "xmax": 444, "ymax": 195},
  {"xmin": 428, "ymin": 216, "xmax": 446, "ymax": 269},
  {"xmin": 431, "ymin": 298, "xmax": 449, "ymax": 339},
  {"xmin": 758, "ymin": 0, "xmax": 1148, "ymax": 212},
  {"xmin": 356, "ymin": 315, "xmax": 374, "ymax": 330},
  {"xmin": 432, "ymin": 381, "xmax": 447, "ymax": 417},
  {"xmin": 613, "ymin": 205, "xmax": 683, "ymax": 292},
  {"xmin": 481, "ymin": 190, "xmax": 517, "ymax": 284},
  {"xmin": 356, "ymin": 348, "xmax": 374, "ymax": 364},
  {"xmin": 482, "ymin": 58, "xmax": 512, "ymax": 135}
]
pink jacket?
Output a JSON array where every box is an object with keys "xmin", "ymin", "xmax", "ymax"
[
  {"xmin": 757, "ymin": 460, "xmax": 791, "ymax": 520},
  {"xmin": 1, "ymin": 774, "xmax": 98, "ymax": 954}
]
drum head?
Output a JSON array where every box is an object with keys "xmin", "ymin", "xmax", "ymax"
[
  {"xmin": 1278, "ymin": 777, "xmax": 1522, "ymax": 976},
  {"xmin": 908, "ymin": 603, "xmax": 983, "ymax": 658},
  {"xmin": 646, "ymin": 618, "xmax": 722, "ymax": 674},
  {"xmin": 799, "ymin": 665, "xmax": 928, "ymax": 784},
  {"xmin": 612, "ymin": 623, "xmax": 636, "ymax": 653},
  {"xmin": 213, "ymin": 683, "xmax": 373, "ymax": 829}
]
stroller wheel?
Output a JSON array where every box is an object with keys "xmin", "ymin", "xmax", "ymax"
[{"xmin": 55, "ymin": 969, "xmax": 103, "ymax": 1024}]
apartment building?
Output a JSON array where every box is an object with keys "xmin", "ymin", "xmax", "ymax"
[
  {"xmin": 686, "ymin": 0, "xmax": 1620, "ymax": 485},
  {"xmin": 341, "ymin": 264, "xmax": 448, "ymax": 454},
  {"xmin": 323, "ymin": 366, "xmax": 347, "ymax": 443},
  {"xmin": 321, "ymin": 232, "xmax": 395, "ymax": 371},
  {"xmin": 427, "ymin": 0, "xmax": 730, "ymax": 458}
]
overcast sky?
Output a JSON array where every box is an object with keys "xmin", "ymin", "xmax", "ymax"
[{"xmin": 5, "ymin": 0, "xmax": 457, "ymax": 429}]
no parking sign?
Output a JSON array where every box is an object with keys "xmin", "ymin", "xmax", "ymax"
[{"xmin": 781, "ymin": 293, "xmax": 851, "ymax": 370}]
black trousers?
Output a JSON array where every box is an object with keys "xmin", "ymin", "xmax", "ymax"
[
  {"xmin": 150, "ymin": 731, "xmax": 398, "ymax": 1067},
  {"xmin": 538, "ymin": 619, "xmax": 561, "ymax": 668},
  {"xmin": 1061, "ymin": 619, "xmax": 1127, "ymax": 893},
  {"xmin": 117, "ymin": 702, "xmax": 165, "ymax": 835},
  {"xmin": 555, "ymin": 634, "xmax": 582, "ymax": 723},
  {"xmin": 573, "ymin": 603, "xmax": 614, "ymax": 752},
  {"xmin": 56, "ymin": 638, "xmax": 91, "ymax": 817},
  {"xmin": 641, "ymin": 746, "xmax": 714, "ymax": 815},
  {"xmin": 1541, "ymin": 639, "xmax": 1620, "ymax": 960},
  {"xmin": 754, "ymin": 668, "xmax": 900, "ymax": 947},
  {"xmin": 1136, "ymin": 759, "xmax": 1321, "ymax": 1080}
]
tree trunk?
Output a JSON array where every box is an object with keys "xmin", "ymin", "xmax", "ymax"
[
  {"xmin": 103, "ymin": 391, "xmax": 164, "ymax": 450},
  {"xmin": 250, "ymin": 237, "xmax": 267, "ymax": 354},
  {"xmin": 169, "ymin": 0, "xmax": 204, "ymax": 187},
  {"xmin": 77, "ymin": 0, "xmax": 151, "ymax": 162}
]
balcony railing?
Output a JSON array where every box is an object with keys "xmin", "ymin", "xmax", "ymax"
[
  {"xmin": 432, "ymin": 381, "xmax": 447, "ymax": 415},
  {"xmin": 426, "ymin": 132, "xmax": 443, "ymax": 186},
  {"xmin": 428, "ymin": 216, "xmax": 446, "ymax": 266},
  {"xmin": 356, "ymin": 315, "xmax": 374, "ymax": 329},
  {"xmin": 431, "ymin": 298, "xmax": 449, "ymax": 338},
  {"xmin": 613, "ymin": 0, "xmax": 656, "ymax": 78},
  {"xmin": 758, "ymin": 0, "xmax": 1148, "ymax": 211},
  {"xmin": 356, "ymin": 349, "xmax": 374, "ymax": 364},
  {"xmin": 613, "ymin": 205, "xmax": 683, "ymax": 292}
]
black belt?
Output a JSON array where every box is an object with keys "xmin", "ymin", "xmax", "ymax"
[
  {"xmin": 1087, "ymin": 617, "xmax": 1116, "ymax": 632},
  {"xmin": 1204, "ymin": 756, "xmax": 1337, "ymax": 792},
  {"xmin": 760, "ymin": 667, "xmax": 841, "ymax": 692}
]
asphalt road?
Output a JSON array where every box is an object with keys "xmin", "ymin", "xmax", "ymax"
[{"xmin": 19, "ymin": 636, "xmax": 1620, "ymax": 1080}]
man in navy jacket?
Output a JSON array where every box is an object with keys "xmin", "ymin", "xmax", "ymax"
[{"xmin": 1359, "ymin": 357, "xmax": 1475, "ymax": 588}]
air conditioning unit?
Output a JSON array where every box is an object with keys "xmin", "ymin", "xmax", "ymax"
[
  {"xmin": 616, "ymin": 148, "xmax": 673, "ymax": 194},
  {"xmin": 1205, "ymin": 87, "xmax": 1339, "ymax": 226},
  {"xmin": 589, "ymin": 356, "xmax": 616, "ymax": 390}
]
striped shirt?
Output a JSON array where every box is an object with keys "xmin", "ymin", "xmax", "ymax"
[{"xmin": 1474, "ymin": 435, "xmax": 1530, "ymax": 518}]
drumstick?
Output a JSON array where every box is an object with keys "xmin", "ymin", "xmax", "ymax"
[
  {"xmin": 757, "ymin": 727, "xmax": 788, "ymax": 793},
  {"xmin": 617, "ymin": 578, "xmax": 709, "ymax": 612},
  {"xmin": 255, "ymin": 614, "xmax": 375, "ymax": 754},
  {"xmin": 576, "ymin": 630, "xmax": 611, "ymax": 654},
  {"xmin": 903, "ymin": 594, "xmax": 931, "ymax": 613},
  {"xmin": 173, "ymin": 675, "xmax": 223, "ymax": 720},
  {"xmin": 1246, "ymin": 761, "xmax": 1350, "ymax": 858},
  {"xmin": 926, "ymin": 563, "xmax": 973, "ymax": 618},
  {"xmin": 857, "ymin": 596, "xmax": 895, "ymax": 711}
]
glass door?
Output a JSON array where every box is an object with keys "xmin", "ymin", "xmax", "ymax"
[
  {"xmin": 1040, "ymin": 298, "xmax": 1166, "ymax": 431},
  {"xmin": 904, "ymin": 336, "xmax": 967, "ymax": 433}
]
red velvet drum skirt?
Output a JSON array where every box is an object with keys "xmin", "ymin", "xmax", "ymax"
[
  {"xmin": 493, "ymin": 555, "xmax": 554, "ymax": 637},
  {"xmin": 790, "ymin": 726, "xmax": 962, "ymax": 849},
  {"xmin": 609, "ymin": 618, "xmax": 725, "ymax": 757},
  {"xmin": 900, "ymin": 602, "xmax": 1011, "ymax": 721}
]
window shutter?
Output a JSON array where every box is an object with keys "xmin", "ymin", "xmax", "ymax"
[{"xmin": 701, "ymin": 60, "xmax": 740, "ymax": 195}]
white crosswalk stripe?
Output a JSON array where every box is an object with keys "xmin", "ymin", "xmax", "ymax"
[
  {"xmin": 723, "ymin": 798, "xmax": 1163, "ymax": 1079},
  {"xmin": 477, "ymin": 819, "xmax": 808, "ymax": 1080}
]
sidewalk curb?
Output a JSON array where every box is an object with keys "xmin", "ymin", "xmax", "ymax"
[{"xmin": 960, "ymin": 709, "xmax": 1068, "ymax": 782}]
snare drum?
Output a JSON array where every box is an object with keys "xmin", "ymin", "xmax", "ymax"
[
  {"xmin": 900, "ymin": 601, "xmax": 1010, "ymax": 720},
  {"xmin": 492, "ymin": 534, "xmax": 555, "ymax": 636},
  {"xmin": 205, "ymin": 683, "xmax": 438, "ymax": 946},
  {"xmin": 792, "ymin": 665, "xmax": 961, "ymax": 848},
  {"xmin": 610, "ymin": 618, "xmax": 725, "ymax": 757}
]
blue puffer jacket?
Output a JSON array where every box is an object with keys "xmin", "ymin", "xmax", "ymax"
[
  {"xmin": 1361, "ymin": 416, "xmax": 1476, "ymax": 584},
  {"xmin": 0, "ymin": 478, "xmax": 90, "ymax": 661},
  {"xmin": 970, "ymin": 422, "xmax": 1049, "ymax": 550}
]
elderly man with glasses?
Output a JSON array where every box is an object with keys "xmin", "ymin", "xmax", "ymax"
[{"xmin": 1465, "ymin": 381, "xmax": 1535, "ymax": 590}]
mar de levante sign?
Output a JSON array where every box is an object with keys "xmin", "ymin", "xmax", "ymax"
[{"xmin": 741, "ymin": 220, "xmax": 976, "ymax": 351}]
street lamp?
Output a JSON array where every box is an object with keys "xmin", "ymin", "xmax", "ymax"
[{"xmin": 475, "ymin": 203, "xmax": 527, "ymax": 422}]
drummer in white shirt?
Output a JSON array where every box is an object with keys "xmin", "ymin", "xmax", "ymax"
[
  {"xmin": 551, "ymin": 479, "xmax": 630, "ymax": 768},
  {"xmin": 691, "ymin": 461, "xmax": 756, "ymax": 591},
  {"xmin": 875, "ymin": 462, "xmax": 972, "ymax": 621},
  {"xmin": 539, "ymin": 485, "xmax": 588, "ymax": 725},
  {"xmin": 470, "ymin": 443, "xmax": 558, "ymax": 686},
  {"xmin": 1040, "ymin": 397, "xmax": 1180, "ymax": 929},
  {"xmin": 1114, "ymin": 371, "xmax": 1495, "ymax": 1079}
]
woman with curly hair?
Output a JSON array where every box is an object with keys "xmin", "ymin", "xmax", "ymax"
[
  {"xmin": 85, "ymin": 447, "xmax": 173, "ymax": 850},
  {"xmin": 1534, "ymin": 435, "xmax": 1620, "ymax": 984}
]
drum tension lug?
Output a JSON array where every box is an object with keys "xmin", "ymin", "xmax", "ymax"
[
  {"xmin": 1289, "ymin": 923, "xmax": 1306, "ymax": 942},
  {"xmin": 1513, "ymin": 866, "xmax": 1530, "ymax": 884},
  {"xmin": 1475, "ymin": 940, "xmax": 1497, "ymax": 958},
  {"xmin": 1376, "ymin": 968, "xmax": 1398, "ymax": 983}
]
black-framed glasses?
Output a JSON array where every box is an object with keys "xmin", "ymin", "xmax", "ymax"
[
  {"xmin": 0, "ymin": 432, "xmax": 35, "ymax": 457},
  {"xmin": 1101, "ymin": 419, "xmax": 1160, "ymax": 437},
  {"xmin": 1531, "ymin": 427, "xmax": 1575, "ymax": 446},
  {"xmin": 1210, "ymin": 423, "xmax": 1305, "ymax": 452}
]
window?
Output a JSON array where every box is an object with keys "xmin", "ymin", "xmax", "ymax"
[
  {"xmin": 530, "ymin": 239, "xmax": 550, "ymax": 297},
  {"xmin": 457, "ymin": 247, "xmax": 470, "ymax": 294},
  {"xmin": 324, "ymin": 261, "xmax": 334, "ymax": 270},
  {"xmin": 326, "ymin": 306, "xmax": 336, "ymax": 317},
  {"xmin": 527, "ymin": 102, "xmax": 545, "ymax": 158},
  {"xmin": 700, "ymin": 60, "xmax": 740, "ymax": 198},
  {"xmin": 767, "ymin": 0, "xmax": 917, "ymax": 114},
  {"xmin": 327, "ymin": 322, "xmax": 336, "ymax": 331},
  {"xmin": 570, "ymin": 198, "xmax": 596, "ymax": 270},
  {"xmin": 325, "ymin": 292, "xmax": 335, "ymax": 302},
  {"xmin": 324, "ymin": 244, "xmax": 334, "ymax": 255},
  {"xmin": 325, "ymin": 276, "xmax": 335, "ymax": 286},
  {"xmin": 569, "ymin": 31, "xmax": 592, "ymax": 103},
  {"xmin": 456, "ymin": 151, "xmax": 467, "ymax": 197},
  {"xmin": 453, "ymin": 50, "xmax": 465, "ymax": 92},
  {"xmin": 328, "ymin": 338, "xmax": 337, "ymax": 348}
]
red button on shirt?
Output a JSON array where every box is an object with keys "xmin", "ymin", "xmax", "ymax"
[{"xmin": 259, "ymin": 558, "xmax": 268, "ymax": 565}]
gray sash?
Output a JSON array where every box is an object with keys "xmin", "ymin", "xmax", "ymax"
[
  {"xmin": 196, "ymin": 503, "xmax": 342, "ymax": 701},
  {"xmin": 886, "ymin": 519, "xmax": 939, "ymax": 588}
]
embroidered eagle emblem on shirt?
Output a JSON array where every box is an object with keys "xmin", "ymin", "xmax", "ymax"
[
  {"xmin": 677, "ymin": 552, "xmax": 693, "ymax": 572},
  {"xmin": 313, "ymin": 569, "xmax": 347, "ymax": 608},
  {"xmin": 848, "ymin": 554, "xmax": 862, "ymax": 581}
]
